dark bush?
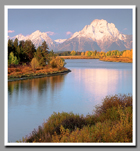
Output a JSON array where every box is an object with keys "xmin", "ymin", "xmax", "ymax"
[
  {"xmin": 95, "ymin": 94, "xmax": 132, "ymax": 116},
  {"xmin": 25, "ymin": 126, "xmax": 51, "ymax": 142},
  {"xmin": 54, "ymin": 116, "xmax": 86, "ymax": 134}
]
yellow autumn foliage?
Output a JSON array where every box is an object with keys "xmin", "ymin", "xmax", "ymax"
[
  {"xmin": 122, "ymin": 49, "xmax": 133, "ymax": 59},
  {"xmin": 81, "ymin": 52, "xmax": 85, "ymax": 56},
  {"xmin": 70, "ymin": 50, "xmax": 76, "ymax": 56}
]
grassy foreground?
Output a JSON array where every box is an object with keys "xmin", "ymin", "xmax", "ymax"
[
  {"xmin": 18, "ymin": 94, "xmax": 132, "ymax": 143},
  {"xmin": 8, "ymin": 65, "xmax": 71, "ymax": 81}
]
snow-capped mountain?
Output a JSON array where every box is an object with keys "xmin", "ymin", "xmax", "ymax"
[
  {"xmin": 11, "ymin": 34, "xmax": 27, "ymax": 41},
  {"xmin": 70, "ymin": 19, "xmax": 127, "ymax": 42},
  {"xmin": 9, "ymin": 19, "xmax": 132, "ymax": 52},
  {"xmin": 9, "ymin": 30, "xmax": 56, "ymax": 50},
  {"xmin": 58, "ymin": 19, "xmax": 132, "ymax": 52}
]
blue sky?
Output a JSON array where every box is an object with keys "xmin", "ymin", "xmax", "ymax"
[{"xmin": 8, "ymin": 8, "xmax": 133, "ymax": 40}]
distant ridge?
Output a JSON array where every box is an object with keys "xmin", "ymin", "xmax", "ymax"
[{"xmin": 9, "ymin": 30, "xmax": 57, "ymax": 51}]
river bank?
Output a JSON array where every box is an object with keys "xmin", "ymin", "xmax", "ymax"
[
  {"xmin": 18, "ymin": 94, "xmax": 132, "ymax": 143},
  {"xmin": 59, "ymin": 56, "xmax": 99, "ymax": 59},
  {"xmin": 59, "ymin": 56, "xmax": 132, "ymax": 63},
  {"xmin": 8, "ymin": 66, "xmax": 71, "ymax": 82},
  {"xmin": 100, "ymin": 57, "xmax": 132, "ymax": 63}
]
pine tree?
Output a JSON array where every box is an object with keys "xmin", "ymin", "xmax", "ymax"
[{"xmin": 8, "ymin": 39, "xmax": 14, "ymax": 57}]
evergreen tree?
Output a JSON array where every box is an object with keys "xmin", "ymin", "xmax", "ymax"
[
  {"xmin": 94, "ymin": 50, "xmax": 97, "ymax": 56},
  {"xmin": 34, "ymin": 41, "xmax": 49, "ymax": 66},
  {"xmin": 13, "ymin": 38, "xmax": 18, "ymax": 51},
  {"xmin": 8, "ymin": 39, "xmax": 14, "ymax": 57},
  {"xmin": 19, "ymin": 40, "xmax": 36, "ymax": 63},
  {"xmin": 35, "ymin": 46, "xmax": 46, "ymax": 66},
  {"xmin": 41, "ymin": 41, "xmax": 49, "ymax": 53}
]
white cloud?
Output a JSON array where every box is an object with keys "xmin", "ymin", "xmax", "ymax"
[
  {"xmin": 66, "ymin": 31, "xmax": 73, "ymax": 36},
  {"xmin": 8, "ymin": 30, "xmax": 15, "ymax": 33},
  {"xmin": 123, "ymin": 28, "xmax": 127, "ymax": 31},
  {"xmin": 46, "ymin": 31, "xmax": 55, "ymax": 36}
]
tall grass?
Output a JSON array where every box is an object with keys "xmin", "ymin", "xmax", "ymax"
[{"xmin": 21, "ymin": 94, "xmax": 132, "ymax": 143}]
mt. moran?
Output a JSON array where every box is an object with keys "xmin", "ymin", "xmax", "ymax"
[
  {"xmin": 58, "ymin": 19, "xmax": 132, "ymax": 52},
  {"xmin": 9, "ymin": 19, "xmax": 132, "ymax": 52}
]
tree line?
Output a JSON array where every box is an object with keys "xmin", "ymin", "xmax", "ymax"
[
  {"xmin": 56, "ymin": 51, "xmax": 81, "ymax": 56},
  {"xmin": 58, "ymin": 49, "xmax": 133, "ymax": 59}
]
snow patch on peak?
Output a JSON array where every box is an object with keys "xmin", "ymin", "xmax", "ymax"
[
  {"xmin": 109, "ymin": 23, "xmax": 115, "ymax": 28},
  {"xmin": 30, "ymin": 30, "xmax": 42, "ymax": 37},
  {"xmin": 90, "ymin": 19, "xmax": 107, "ymax": 26},
  {"xmin": 118, "ymin": 34, "xmax": 126, "ymax": 40},
  {"xmin": 69, "ymin": 32, "xmax": 79, "ymax": 39},
  {"xmin": 90, "ymin": 19, "xmax": 100, "ymax": 24},
  {"xmin": 33, "ymin": 30, "xmax": 41, "ymax": 34},
  {"xmin": 14, "ymin": 34, "xmax": 26, "ymax": 41}
]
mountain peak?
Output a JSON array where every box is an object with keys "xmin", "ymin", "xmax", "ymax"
[
  {"xmin": 70, "ymin": 19, "xmax": 121, "ymax": 41},
  {"xmin": 90, "ymin": 19, "xmax": 117, "ymax": 31},
  {"xmin": 32, "ymin": 30, "xmax": 42, "ymax": 35},
  {"xmin": 90, "ymin": 19, "xmax": 107, "ymax": 26}
]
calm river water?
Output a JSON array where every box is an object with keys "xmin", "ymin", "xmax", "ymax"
[{"xmin": 8, "ymin": 59, "xmax": 132, "ymax": 142}]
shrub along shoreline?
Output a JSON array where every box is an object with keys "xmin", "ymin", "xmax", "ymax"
[
  {"xmin": 18, "ymin": 94, "xmax": 132, "ymax": 143},
  {"xmin": 59, "ymin": 56, "xmax": 132, "ymax": 63},
  {"xmin": 99, "ymin": 57, "xmax": 132, "ymax": 63},
  {"xmin": 8, "ymin": 66, "xmax": 71, "ymax": 82}
]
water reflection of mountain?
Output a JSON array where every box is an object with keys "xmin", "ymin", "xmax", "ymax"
[{"xmin": 71, "ymin": 68, "xmax": 132, "ymax": 104}]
